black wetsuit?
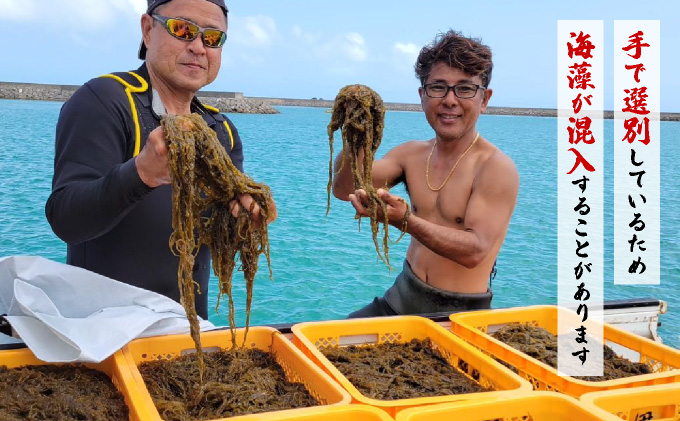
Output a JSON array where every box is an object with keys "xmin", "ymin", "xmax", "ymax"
[
  {"xmin": 45, "ymin": 63, "xmax": 243, "ymax": 319},
  {"xmin": 348, "ymin": 259, "xmax": 495, "ymax": 318}
]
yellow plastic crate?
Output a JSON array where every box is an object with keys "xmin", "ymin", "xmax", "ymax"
[
  {"xmin": 0, "ymin": 347, "xmax": 150, "ymax": 421},
  {"xmin": 582, "ymin": 383, "xmax": 680, "ymax": 421},
  {"xmin": 395, "ymin": 391, "xmax": 622, "ymax": 421},
  {"xmin": 450, "ymin": 305, "xmax": 680, "ymax": 397},
  {"xmin": 263, "ymin": 404, "xmax": 394, "ymax": 420},
  {"xmin": 121, "ymin": 326, "xmax": 351, "ymax": 421},
  {"xmin": 291, "ymin": 316, "xmax": 532, "ymax": 417}
]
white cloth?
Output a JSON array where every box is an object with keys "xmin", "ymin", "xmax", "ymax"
[{"xmin": 0, "ymin": 255, "xmax": 214, "ymax": 363}]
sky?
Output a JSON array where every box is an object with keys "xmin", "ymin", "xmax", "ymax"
[{"xmin": 1, "ymin": 0, "xmax": 679, "ymax": 111}]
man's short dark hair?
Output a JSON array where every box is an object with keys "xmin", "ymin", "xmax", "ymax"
[{"xmin": 415, "ymin": 30, "xmax": 493, "ymax": 88}]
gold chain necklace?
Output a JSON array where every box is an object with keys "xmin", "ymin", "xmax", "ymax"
[{"xmin": 425, "ymin": 132, "xmax": 480, "ymax": 191}]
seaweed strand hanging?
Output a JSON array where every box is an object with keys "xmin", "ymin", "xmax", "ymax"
[
  {"xmin": 164, "ymin": 113, "xmax": 273, "ymax": 383},
  {"xmin": 327, "ymin": 84, "xmax": 409, "ymax": 267}
]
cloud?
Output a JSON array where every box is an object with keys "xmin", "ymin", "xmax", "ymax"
[
  {"xmin": 292, "ymin": 25, "xmax": 319, "ymax": 44},
  {"xmin": 394, "ymin": 42, "xmax": 419, "ymax": 58},
  {"xmin": 231, "ymin": 15, "xmax": 277, "ymax": 48},
  {"xmin": 0, "ymin": 0, "xmax": 142, "ymax": 30},
  {"xmin": 343, "ymin": 32, "xmax": 368, "ymax": 62},
  {"xmin": 293, "ymin": 26, "xmax": 368, "ymax": 63},
  {"xmin": 0, "ymin": 0, "xmax": 38, "ymax": 21},
  {"xmin": 292, "ymin": 25, "xmax": 302, "ymax": 37},
  {"xmin": 122, "ymin": 0, "xmax": 147, "ymax": 16},
  {"xmin": 392, "ymin": 41, "xmax": 420, "ymax": 72}
]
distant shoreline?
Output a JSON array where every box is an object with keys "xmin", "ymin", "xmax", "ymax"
[
  {"xmin": 249, "ymin": 96, "xmax": 680, "ymax": 121},
  {"xmin": 1, "ymin": 81, "xmax": 679, "ymax": 121}
]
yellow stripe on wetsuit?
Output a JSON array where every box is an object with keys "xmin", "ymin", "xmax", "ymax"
[
  {"xmin": 100, "ymin": 72, "xmax": 148, "ymax": 157},
  {"xmin": 99, "ymin": 74, "xmax": 234, "ymax": 155},
  {"xmin": 203, "ymin": 104, "xmax": 235, "ymax": 150}
]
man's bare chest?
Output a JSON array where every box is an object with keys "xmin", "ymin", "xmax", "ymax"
[{"xmin": 403, "ymin": 166, "xmax": 474, "ymax": 226}]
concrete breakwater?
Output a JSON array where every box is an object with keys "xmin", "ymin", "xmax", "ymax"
[
  {"xmin": 255, "ymin": 96, "xmax": 422, "ymax": 112},
  {"xmin": 200, "ymin": 97, "xmax": 279, "ymax": 114},
  {"xmin": 235, "ymin": 96, "xmax": 680, "ymax": 121},
  {"xmin": 256, "ymin": 96, "xmax": 562, "ymax": 115},
  {"xmin": 0, "ymin": 82, "xmax": 76, "ymax": 102},
  {"xmin": 0, "ymin": 81, "xmax": 279, "ymax": 114},
  {"xmin": 2, "ymin": 81, "xmax": 680, "ymax": 120}
]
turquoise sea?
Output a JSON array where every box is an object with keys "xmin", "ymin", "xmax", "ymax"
[{"xmin": 1, "ymin": 99, "xmax": 679, "ymax": 348}]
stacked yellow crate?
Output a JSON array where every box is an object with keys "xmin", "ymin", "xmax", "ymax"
[
  {"xmin": 118, "ymin": 326, "xmax": 354, "ymax": 421},
  {"xmin": 582, "ymin": 383, "xmax": 680, "ymax": 421},
  {"xmin": 449, "ymin": 305, "xmax": 680, "ymax": 397},
  {"xmin": 0, "ymin": 347, "xmax": 151, "ymax": 421},
  {"xmin": 291, "ymin": 315, "xmax": 532, "ymax": 418},
  {"xmin": 395, "ymin": 392, "xmax": 623, "ymax": 421}
]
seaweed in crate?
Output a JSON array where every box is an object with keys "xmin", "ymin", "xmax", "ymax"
[
  {"xmin": 139, "ymin": 348, "xmax": 317, "ymax": 421},
  {"xmin": 0, "ymin": 364, "xmax": 128, "ymax": 421},
  {"xmin": 491, "ymin": 323, "xmax": 653, "ymax": 381},
  {"xmin": 321, "ymin": 338, "xmax": 488, "ymax": 400}
]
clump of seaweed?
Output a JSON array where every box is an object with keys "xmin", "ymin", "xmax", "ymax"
[
  {"xmin": 0, "ymin": 364, "xmax": 128, "ymax": 421},
  {"xmin": 327, "ymin": 84, "xmax": 409, "ymax": 268},
  {"xmin": 139, "ymin": 348, "xmax": 318, "ymax": 421},
  {"xmin": 491, "ymin": 323, "xmax": 653, "ymax": 381},
  {"xmin": 163, "ymin": 114, "xmax": 273, "ymax": 382},
  {"xmin": 321, "ymin": 338, "xmax": 488, "ymax": 400}
]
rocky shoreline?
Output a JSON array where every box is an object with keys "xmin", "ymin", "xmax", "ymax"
[
  {"xmin": 200, "ymin": 97, "xmax": 279, "ymax": 114},
  {"xmin": 253, "ymin": 97, "xmax": 680, "ymax": 121},
  {"xmin": 0, "ymin": 81, "xmax": 281, "ymax": 115},
  {"xmin": 1, "ymin": 81, "xmax": 679, "ymax": 121}
]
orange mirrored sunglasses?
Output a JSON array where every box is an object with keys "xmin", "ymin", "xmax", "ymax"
[{"xmin": 152, "ymin": 14, "xmax": 226, "ymax": 48}]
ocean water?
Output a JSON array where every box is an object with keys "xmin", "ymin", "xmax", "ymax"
[{"xmin": 1, "ymin": 99, "xmax": 678, "ymax": 348}]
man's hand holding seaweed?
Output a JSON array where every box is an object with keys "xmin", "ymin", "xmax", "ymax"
[
  {"xmin": 350, "ymin": 188, "xmax": 410, "ymax": 230},
  {"xmin": 229, "ymin": 193, "xmax": 278, "ymax": 225},
  {"xmin": 135, "ymin": 126, "xmax": 171, "ymax": 188}
]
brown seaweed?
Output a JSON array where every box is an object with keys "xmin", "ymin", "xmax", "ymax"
[
  {"xmin": 163, "ymin": 113, "xmax": 273, "ymax": 383},
  {"xmin": 327, "ymin": 84, "xmax": 409, "ymax": 268},
  {"xmin": 321, "ymin": 338, "xmax": 488, "ymax": 400},
  {"xmin": 491, "ymin": 323, "xmax": 653, "ymax": 381},
  {"xmin": 139, "ymin": 348, "xmax": 317, "ymax": 420},
  {"xmin": 0, "ymin": 364, "xmax": 128, "ymax": 421}
]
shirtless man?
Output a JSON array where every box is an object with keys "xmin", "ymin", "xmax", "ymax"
[{"xmin": 333, "ymin": 30, "xmax": 519, "ymax": 317}]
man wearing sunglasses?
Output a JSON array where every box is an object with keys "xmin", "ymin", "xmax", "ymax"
[
  {"xmin": 46, "ymin": 0, "xmax": 272, "ymax": 320},
  {"xmin": 333, "ymin": 30, "xmax": 519, "ymax": 318}
]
